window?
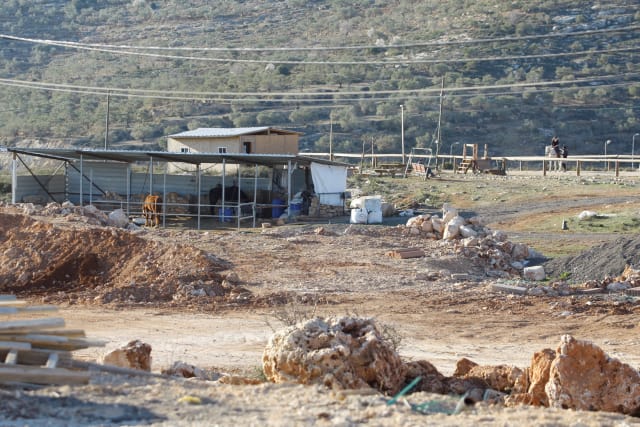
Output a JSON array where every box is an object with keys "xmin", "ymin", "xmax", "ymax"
[
  {"xmin": 180, "ymin": 147, "xmax": 190, "ymax": 153},
  {"xmin": 243, "ymin": 141, "xmax": 251, "ymax": 154},
  {"xmin": 218, "ymin": 147, "xmax": 227, "ymax": 154}
]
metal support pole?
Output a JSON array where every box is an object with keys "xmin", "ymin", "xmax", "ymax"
[
  {"xmin": 11, "ymin": 152, "xmax": 17, "ymax": 204},
  {"xmin": 148, "ymin": 157, "xmax": 153, "ymax": 195},
  {"xmin": 253, "ymin": 164, "xmax": 258, "ymax": 228},
  {"xmin": 126, "ymin": 164, "xmax": 131, "ymax": 217},
  {"xmin": 196, "ymin": 164, "xmax": 201, "ymax": 230},
  {"xmin": 79, "ymin": 154, "xmax": 83, "ymax": 206},
  {"xmin": 287, "ymin": 160, "xmax": 292, "ymax": 218},
  {"xmin": 236, "ymin": 163, "xmax": 241, "ymax": 230},
  {"xmin": 163, "ymin": 163, "xmax": 168, "ymax": 228},
  {"xmin": 221, "ymin": 158, "xmax": 226, "ymax": 223}
]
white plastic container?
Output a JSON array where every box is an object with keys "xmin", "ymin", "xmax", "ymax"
[{"xmin": 350, "ymin": 208, "xmax": 368, "ymax": 224}]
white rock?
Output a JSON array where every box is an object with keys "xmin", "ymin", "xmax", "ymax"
[
  {"xmin": 578, "ymin": 210, "xmax": 598, "ymax": 220},
  {"xmin": 406, "ymin": 216, "xmax": 421, "ymax": 227},
  {"xmin": 459, "ymin": 224, "xmax": 478, "ymax": 238},
  {"xmin": 107, "ymin": 209, "xmax": 130, "ymax": 228},
  {"xmin": 523, "ymin": 266, "xmax": 546, "ymax": 281}
]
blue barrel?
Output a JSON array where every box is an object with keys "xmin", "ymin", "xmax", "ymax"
[
  {"xmin": 289, "ymin": 202, "xmax": 302, "ymax": 216},
  {"xmin": 272, "ymin": 198, "xmax": 284, "ymax": 218},
  {"xmin": 220, "ymin": 207, "xmax": 233, "ymax": 222}
]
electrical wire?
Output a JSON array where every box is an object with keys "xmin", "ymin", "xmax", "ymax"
[{"xmin": 1, "ymin": 24, "xmax": 638, "ymax": 52}]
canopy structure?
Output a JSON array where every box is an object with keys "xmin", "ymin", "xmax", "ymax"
[{"xmin": 5, "ymin": 147, "xmax": 350, "ymax": 229}]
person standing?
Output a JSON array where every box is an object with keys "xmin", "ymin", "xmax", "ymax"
[{"xmin": 561, "ymin": 145, "xmax": 569, "ymax": 172}]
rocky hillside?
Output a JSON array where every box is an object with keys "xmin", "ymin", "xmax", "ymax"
[{"xmin": 0, "ymin": 0, "xmax": 638, "ymax": 161}]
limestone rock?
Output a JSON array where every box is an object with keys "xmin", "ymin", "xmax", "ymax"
[
  {"xmin": 523, "ymin": 266, "xmax": 546, "ymax": 281},
  {"xmin": 453, "ymin": 357, "xmax": 478, "ymax": 377},
  {"xmin": 162, "ymin": 361, "xmax": 206, "ymax": 379},
  {"xmin": 545, "ymin": 335, "xmax": 640, "ymax": 415},
  {"xmin": 464, "ymin": 364, "xmax": 524, "ymax": 393},
  {"xmin": 262, "ymin": 316, "xmax": 407, "ymax": 394},
  {"xmin": 403, "ymin": 359, "xmax": 447, "ymax": 394},
  {"xmin": 107, "ymin": 209, "xmax": 129, "ymax": 228},
  {"xmin": 101, "ymin": 340, "xmax": 152, "ymax": 371},
  {"xmin": 506, "ymin": 348, "xmax": 555, "ymax": 407}
]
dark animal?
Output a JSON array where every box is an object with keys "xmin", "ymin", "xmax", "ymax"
[
  {"xmin": 142, "ymin": 194, "xmax": 162, "ymax": 227},
  {"xmin": 208, "ymin": 185, "xmax": 250, "ymax": 216},
  {"xmin": 208, "ymin": 185, "xmax": 223, "ymax": 215}
]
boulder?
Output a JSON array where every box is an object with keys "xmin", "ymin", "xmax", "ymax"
[
  {"xmin": 101, "ymin": 339, "xmax": 152, "ymax": 371},
  {"xmin": 162, "ymin": 361, "xmax": 206, "ymax": 379},
  {"xmin": 107, "ymin": 209, "xmax": 130, "ymax": 228},
  {"xmin": 523, "ymin": 266, "xmax": 546, "ymax": 281},
  {"xmin": 463, "ymin": 364, "xmax": 524, "ymax": 393},
  {"xmin": 546, "ymin": 335, "xmax": 640, "ymax": 415},
  {"xmin": 506, "ymin": 348, "xmax": 555, "ymax": 407},
  {"xmin": 262, "ymin": 316, "xmax": 406, "ymax": 394},
  {"xmin": 403, "ymin": 360, "xmax": 448, "ymax": 394},
  {"xmin": 443, "ymin": 216, "xmax": 465, "ymax": 240}
]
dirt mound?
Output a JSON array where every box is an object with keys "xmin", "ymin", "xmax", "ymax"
[
  {"xmin": 543, "ymin": 236, "xmax": 640, "ymax": 282},
  {"xmin": 0, "ymin": 211, "xmax": 245, "ymax": 308}
]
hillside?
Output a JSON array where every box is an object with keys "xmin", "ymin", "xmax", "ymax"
[{"xmin": 0, "ymin": 0, "xmax": 638, "ymax": 162}]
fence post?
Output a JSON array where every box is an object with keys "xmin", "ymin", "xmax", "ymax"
[{"xmin": 577, "ymin": 161, "xmax": 581, "ymax": 176}]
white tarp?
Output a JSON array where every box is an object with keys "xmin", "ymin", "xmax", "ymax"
[{"xmin": 310, "ymin": 162, "xmax": 347, "ymax": 206}]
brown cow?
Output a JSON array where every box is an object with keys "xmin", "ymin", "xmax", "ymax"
[{"xmin": 142, "ymin": 194, "xmax": 162, "ymax": 227}]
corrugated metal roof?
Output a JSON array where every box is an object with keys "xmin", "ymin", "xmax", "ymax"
[
  {"xmin": 169, "ymin": 127, "xmax": 301, "ymax": 138},
  {"xmin": 6, "ymin": 147, "xmax": 349, "ymax": 168}
]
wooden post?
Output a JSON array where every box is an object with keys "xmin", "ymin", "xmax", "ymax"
[
  {"xmin": 577, "ymin": 161, "xmax": 581, "ymax": 176},
  {"xmin": 615, "ymin": 160, "xmax": 619, "ymax": 177},
  {"xmin": 543, "ymin": 159, "xmax": 547, "ymax": 176}
]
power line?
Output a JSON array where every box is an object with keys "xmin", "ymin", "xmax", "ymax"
[
  {"xmin": 2, "ymin": 24, "xmax": 638, "ymax": 52},
  {"xmin": 0, "ymin": 73, "xmax": 636, "ymax": 104},
  {"xmin": 1, "ymin": 32, "xmax": 638, "ymax": 65}
]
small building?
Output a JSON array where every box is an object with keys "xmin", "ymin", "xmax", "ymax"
[{"xmin": 167, "ymin": 127, "xmax": 300, "ymax": 155}]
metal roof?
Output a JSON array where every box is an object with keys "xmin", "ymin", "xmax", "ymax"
[
  {"xmin": 169, "ymin": 127, "xmax": 301, "ymax": 138},
  {"xmin": 6, "ymin": 147, "xmax": 349, "ymax": 168}
]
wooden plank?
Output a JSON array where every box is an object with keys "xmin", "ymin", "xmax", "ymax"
[
  {"xmin": 0, "ymin": 349, "xmax": 71, "ymax": 367},
  {"xmin": 0, "ymin": 334, "xmax": 106, "ymax": 351},
  {"xmin": 0, "ymin": 341, "xmax": 31, "ymax": 350},
  {"xmin": 0, "ymin": 365, "xmax": 90, "ymax": 385},
  {"xmin": 0, "ymin": 317, "xmax": 65, "ymax": 333},
  {"xmin": 385, "ymin": 248, "xmax": 425, "ymax": 259},
  {"xmin": 0, "ymin": 300, "xmax": 27, "ymax": 307},
  {"xmin": 0, "ymin": 305, "xmax": 57, "ymax": 315}
]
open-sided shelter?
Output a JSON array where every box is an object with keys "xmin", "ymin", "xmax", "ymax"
[{"xmin": 5, "ymin": 147, "xmax": 348, "ymax": 229}]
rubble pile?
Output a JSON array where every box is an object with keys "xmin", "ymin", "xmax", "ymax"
[
  {"xmin": 403, "ymin": 204, "xmax": 536, "ymax": 278},
  {"xmin": 263, "ymin": 317, "xmax": 640, "ymax": 416}
]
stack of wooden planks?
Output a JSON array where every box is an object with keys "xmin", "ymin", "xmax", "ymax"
[{"xmin": 0, "ymin": 294, "xmax": 105, "ymax": 387}]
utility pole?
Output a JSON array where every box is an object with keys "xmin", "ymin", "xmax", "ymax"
[
  {"xmin": 329, "ymin": 112, "xmax": 333, "ymax": 161},
  {"xmin": 104, "ymin": 91, "xmax": 110, "ymax": 150},
  {"xmin": 436, "ymin": 78, "xmax": 444, "ymax": 163},
  {"xmin": 400, "ymin": 104, "xmax": 405, "ymax": 165}
]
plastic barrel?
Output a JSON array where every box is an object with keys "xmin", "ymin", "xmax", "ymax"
[{"xmin": 272, "ymin": 198, "xmax": 284, "ymax": 218}]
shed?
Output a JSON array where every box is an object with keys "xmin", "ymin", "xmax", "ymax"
[
  {"xmin": 5, "ymin": 147, "xmax": 348, "ymax": 229},
  {"xmin": 168, "ymin": 127, "xmax": 301, "ymax": 155}
]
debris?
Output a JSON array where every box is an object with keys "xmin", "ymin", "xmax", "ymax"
[
  {"xmin": 262, "ymin": 316, "xmax": 407, "ymax": 394},
  {"xmin": 385, "ymin": 248, "xmax": 425, "ymax": 259},
  {"xmin": 0, "ymin": 295, "xmax": 105, "ymax": 387}
]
